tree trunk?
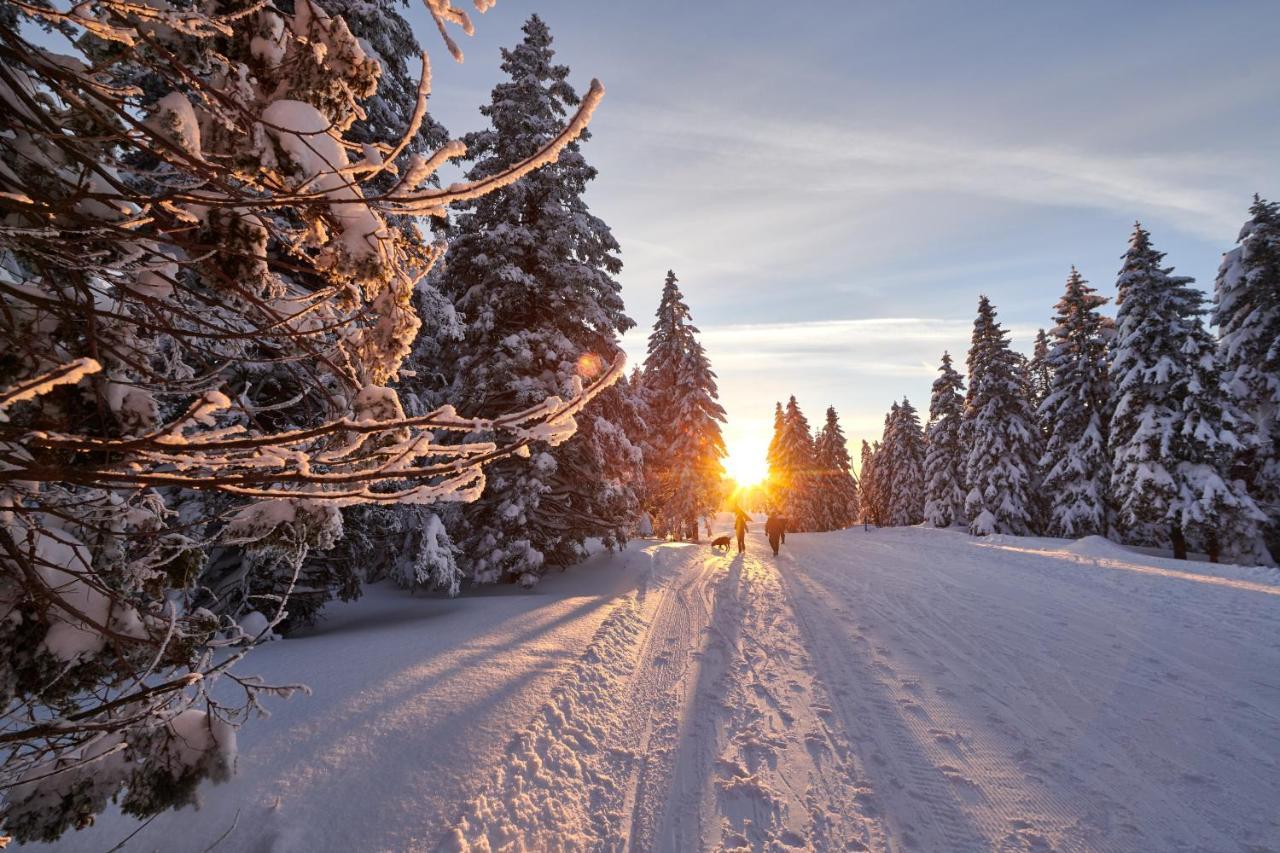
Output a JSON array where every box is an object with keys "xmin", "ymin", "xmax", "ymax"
[
  {"xmin": 1171, "ymin": 524, "xmax": 1188, "ymax": 560},
  {"xmin": 1206, "ymin": 534, "xmax": 1220, "ymax": 564}
]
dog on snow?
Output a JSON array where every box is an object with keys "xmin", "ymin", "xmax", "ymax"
[{"xmin": 710, "ymin": 535, "xmax": 732, "ymax": 553}]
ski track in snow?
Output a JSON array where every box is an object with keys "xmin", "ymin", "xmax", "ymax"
[
  {"xmin": 20, "ymin": 524, "xmax": 1280, "ymax": 852},
  {"xmin": 446, "ymin": 525, "xmax": 1280, "ymax": 853},
  {"xmin": 447, "ymin": 538, "xmax": 882, "ymax": 851}
]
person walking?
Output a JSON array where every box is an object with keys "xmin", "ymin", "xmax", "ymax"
[
  {"xmin": 734, "ymin": 507, "xmax": 749, "ymax": 554},
  {"xmin": 766, "ymin": 512, "xmax": 786, "ymax": 556}
]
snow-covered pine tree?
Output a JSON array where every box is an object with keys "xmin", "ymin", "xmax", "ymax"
[
  {"xmin": 766, "ymin": 401, "xmax": 785, "ymax": 477},
  {"xmin": 1109, "ymin": 225, "xmax": 1267, "ymax": 562},
  {"xmin": 923, "ymin": 352, "xmax": 967, "ymax": 528},
  {"xmin": 963, "ymin": 297, "xmax": 1042, "ymax": 535},
  {"xmin": 858, "ymin": 440, "xmax": 879, "ymax": 526},
  {"xmin": 642, "ymin": 271, "xmax": 728, "ymax": 540},
  {"xmin": 1213, "ymin": 196, "xmax": 1280, "ymax": 561},
  {"xmin": 813, "ymin": 406, "xmax": 860, "ymax": 530},
  {"xmin": 884, "ymin": 399, "xmax": 926, "ymax": 526},
  {"xmin": 0, "ymin": 1, "xmax": 614, "ymax": 839},
  {"xmin": 886, "ymin": 399, "xmax": 924, "ymax": 526},
  {"xmin": 432, "ymin": 15, "xmax": 639, "ymax": 585},
  {"xmin": 1039, "ymin": 268, "xmax": 1112, "ymax": 538},
  {"xmin": 608, "ymin": 368, "xmax": 655, "ymax": 534},
  {"xmin": 771, "ymin": 396, "xmax": 820, "ymax": 530},
  {"xmin": 1027, "ymin": 328, "xmax": 1053, "ymax": 413},
  {"xmin": 870, "ymin": 404, "xmax": 899, "ymax": 525}
]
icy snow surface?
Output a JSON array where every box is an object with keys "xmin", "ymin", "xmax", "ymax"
[{"xmin": 24, "ymin": 523, "xmax": 1280, "ymax": 851}]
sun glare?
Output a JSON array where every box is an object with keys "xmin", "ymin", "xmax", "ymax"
[{"xmin": 725, "ymin": 443, "xmax": 769, "ymax": 488}]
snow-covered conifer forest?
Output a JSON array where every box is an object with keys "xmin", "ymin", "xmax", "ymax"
[
  {"xmin": 1, "ymin": 1, "xmax": 1278, "ymax": 850},
  {"xmin": 846, "ymin": 216, "xmax": 1279, "ymax": 569}
]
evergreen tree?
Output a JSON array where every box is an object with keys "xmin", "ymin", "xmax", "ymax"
[
  {"xmin": 1109, "ymin": 225, "xmax": 1266, "ymax": 562},
  {"xmin": 869, "ymin": 405, "xmax": 898, "ymax": 526},
  {"xmin": 319, "ymin": 0, "xmax": 451, "ymax": 178},
  {"xmin": 1027, "ymin": 328, "xmax": 1053, "ymax": 413},
  {"xmin": 859, "ymin": 440, "xmax": 879, "ymax": 525},
  {"xmin": 923, "ymin": 352, "xmax": 967, "ymax": 528},
  {"xmin": 771, "ymin": 396, "xmax": 820, "ymax": 530},
  {"xmin": 624, "ymin": 367, "xmax": 656, "ymax": 531},
  {"xmin": 766, "ymin": 401, "xmax": 785, "ymax": 474},
  {"xmin": 1039, "ymin": 268, "xmax": 1112, "ymax": 538},
  {"xmin": 642, "ymin": 271, "xmax": 728, "ymax": 540},
  {"xmin": 432, "ymin": 16, "xmax": 638, "ymax": 585},
  {"xmin": 813, "ymin": 406, "xmax": 860, "ymax": 530},
  {"xmin": 963, "ymin": 297, "xmax": 1042, "ymax": 535},
  {"xmin": 1213, "ymin": 196, "xmax": 1280, "ymax": 561},
  {"xmin": 885, "ymin": 398, "xmax": 926, "ymax": 526}
]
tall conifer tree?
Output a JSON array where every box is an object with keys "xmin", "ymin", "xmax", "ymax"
[
  {"xmin": 770, "ymin": 396, "xmax": 820, "ymax": 530},
  {"xmin": 923, "ymin": 352, "xmax": 967, "ymax": 528},
  {"xmin": 1109, "ymin": 225, "xmax": 1265, "ymax": 562},
  {"xmin": 1027, "ymin": 328, "xmax": 1053, "ymax": 413},
  {"xmin": 963, "ymin": 297, "xmax": 1041, "ymax": 535},
  {"xmin": 1039, "ymin": 268, "xmax": 1112, "ymax": 538},
  {"xmin": 873, "ymin": 405, "xmax": 898, "ymax": 526},
  {"xmin": 642, "ymin": 271, "xmax": 728, "ymax": 539},
  {"xmin": 766, "ymin": 401, "xmax": 785, "ymax": 475},
  {"xmin": 859, "ymin": 440, "xmax": 879, "ymax": 526},
  {"xmin": 814, "ymin": 406, "xmax": 860, "ymax": 530},
  {"xmin": 434, "ymin": 16, "xmax": 637, "ymax": 584},
  {"xmin": 886, "ymin": 398, "xmax": 926, "ymax": 526},
  {"xmin": 1213, "ymin": 196, "xmax": 1280, "ymax": 561}
]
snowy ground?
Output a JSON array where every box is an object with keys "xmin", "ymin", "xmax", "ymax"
[{"xmin": 25, "ymin": 523, "xmax": 1280, "ymax": 852}]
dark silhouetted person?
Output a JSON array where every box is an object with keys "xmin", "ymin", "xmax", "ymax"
[
  {"xmin": 766, "ymin": 513, "xmax": 787, "ymax": 556},
  {"xmin": 734, "ymin": 508, "xmax": 749, "ymax": 554}
]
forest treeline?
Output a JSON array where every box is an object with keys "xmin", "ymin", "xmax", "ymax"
[{"xmin": 777, "ymin": 211, "xmax": 1277, "ymax": 566}]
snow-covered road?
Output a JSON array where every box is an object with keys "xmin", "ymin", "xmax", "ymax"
[
  {"xmin": 447, "ymin": 526, "xmax": 1280, "ymax": 852},
  {"xmin": 28, "ymin": 525, "xmax": 1280, "ymax": 852}
]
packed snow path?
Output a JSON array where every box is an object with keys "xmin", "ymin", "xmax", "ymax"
[
  {"xmin": 28, "ymin": 526, "xmax": 1280, "ymax": 852},
  {"xmin": 448, "ymin": 528, "xmax": 1280, "ymax": 852}
]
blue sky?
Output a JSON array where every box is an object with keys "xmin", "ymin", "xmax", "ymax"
[{"xmin": 417, "ymin": 2, "xmax": 1279, "ymax": 473}]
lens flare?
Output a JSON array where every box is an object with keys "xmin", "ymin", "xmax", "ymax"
[{"xmin": 576, "ymin": 352, "xmax": 604, "ymax": 379}]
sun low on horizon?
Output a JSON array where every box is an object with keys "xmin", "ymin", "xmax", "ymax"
[{"xmin": 724, "ymin": 435, "xmax": 770, "ymax": 488}]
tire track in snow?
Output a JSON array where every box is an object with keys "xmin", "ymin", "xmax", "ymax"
[
  {"xmin": 633, "ymin": 540, "xmax": 883, "ymax": 851},
  {"xmin": 621, "ymin": 550, "xmax": 725, "ymax": 851},
  {"xmin": 442, "ymin": 543, "xmax": 722, "ymax": 852},
  {"xmin": 776, "ymin": 542, "xmax": 991, "ymax": 852},
  {"xmin": 698, "ymin": 553, "xmax": 884, "ymax": 852},
  {"xmin": 444, "ymin": 537, "xmax": 887, "ymax": 852}
]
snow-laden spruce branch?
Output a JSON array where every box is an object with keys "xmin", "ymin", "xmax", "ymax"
[{"xmin": 1, "ymin": 353, "xmax": 624, "ymax": 501}]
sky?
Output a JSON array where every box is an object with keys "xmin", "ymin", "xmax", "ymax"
[{"xmin": 415, "ymin": 2, "xmax": 1280, "ymax": 476}]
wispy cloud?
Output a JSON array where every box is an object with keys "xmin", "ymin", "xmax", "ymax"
[
  {"xmin": 600, "ymin": 101, "xmax": 1259, "ymax": 243},
  {"xmin": 696, "ymin": 316, "xmax": 1040, "ymax": 375}
]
